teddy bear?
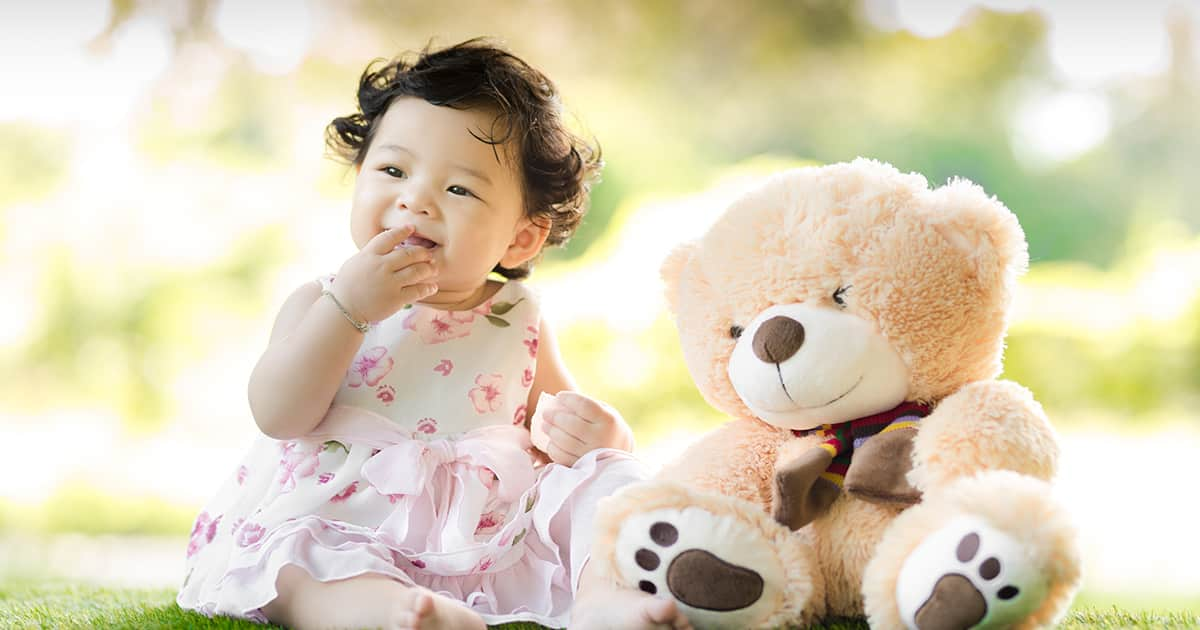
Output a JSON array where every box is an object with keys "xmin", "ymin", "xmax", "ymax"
[{"xmin": 588, "ymin": 159, "xmax": 1082, "ymax": 629}]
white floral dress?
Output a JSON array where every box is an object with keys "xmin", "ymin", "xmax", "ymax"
[{"xmin": 176, "ymin": 279, "xmax": 649, "ymax": 628}]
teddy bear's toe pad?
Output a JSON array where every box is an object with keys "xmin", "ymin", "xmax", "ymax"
[
  {"xmin": 615, "ymin": 507, "xmax": 783, "ymax": 628},
  {"xmin": 897, "ymin": 515, "xmax": 1048, "ymax": 630},
  {"xmin": 666, "ymin": 549, "xmax": 764, "ymax": 610}
]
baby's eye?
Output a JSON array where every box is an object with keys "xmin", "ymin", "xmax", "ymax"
[
  {"xmin": 832, "ymin": 285, "xmax": 851, "ymax": 308},
  {"xmin": 382, "ymin": 166, "xmax": 405, "ymax": 178},
  {"xmin": 730, "ymin": 325, "xmax": 744, "ymax": 339},
  {"xmin": 447, "ymin": 185, "xmax": 474, "ymax": 198}
]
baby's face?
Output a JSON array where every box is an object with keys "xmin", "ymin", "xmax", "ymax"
[{"xmin": 350, "ymin": 97, "xmax": 533, "ymax": 295}]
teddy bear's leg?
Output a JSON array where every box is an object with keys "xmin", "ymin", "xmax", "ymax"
[
  {"xmin": 591, "ymin": 480, "xmax": 824, "ymax": 629},
  {"xmin": 861, "ymin": 471, "xmax": 1081, "ymax": 630},
  {"xmin": 908, "ymin": 381, "xmax": 1059, "ymax": 494}
]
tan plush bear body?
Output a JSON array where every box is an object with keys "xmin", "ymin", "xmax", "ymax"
[{"xmin": 590, "ymin": 159, "xmax": 1081, "ymax": 629}]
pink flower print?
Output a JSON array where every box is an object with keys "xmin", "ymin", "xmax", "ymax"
[
  {"xmin": 523, "ymin": 326, "xmax": 539, "ymax": 358},
  {"xmin": 330, "ymin": 481, "xmax": 360, "ymax": 503},
  {"xmin": 237, "ymin": 465, "xmax": 248, "ymax": 485},
  {"xmin": 276, "ymin": 443, "xmax": 322, "ymax": 493},
  {"xmin": 347, "ymin": 346, "xmax": 393, "ymax": 388},
  {"xmin": 434, "ymin": 359, "xmax": 453, "ymax": 376},
  {"xmin": 521, "ymin": 368, "xmax": 533, "ymax": 387},
  {"xmin": 404, "ymin": 308, "xmax": 474, "ymax": 344},
  {"xmin": 468, "ymin": 374, "xmax": 504, "ymax": 415},
  {"xmin": 476, "ymin": 510, "xmax": 503, "ymax": 535},
  {"xmin": 513, "ymin": 404, "xmax": 527, "ymax": 426},
  {"xmin": 317, "ymin": 472, "xmax": 334, "ymax": 485},
  {"xmin": 376, "ymin": 384, "xmax": 396, "ymax": 405},
  {"xmin": 411, "ymin": 558, "xmax": 427, "ymax": 569},
  {"xmin": 475, "ymin": 557, "xmax": 494, "ymax": 573},
  {"xmin": 416, "ymin": 417, "xmax": 438, "ymax": 434},
  {"xmin": 187, "ymin": 512, "xmax": 221, "ymax": 558},
  {"xmin": 451, "ymin": 308, "xmax": 478, "ymax": 324},
  {"xmin": 235, "ymin": 521, "xmax": 265, "ymax": 547}
]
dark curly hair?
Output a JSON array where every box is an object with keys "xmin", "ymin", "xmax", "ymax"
[{"xmin": 325, "ymin": 38, "xmax": 602, "ymax": 279}]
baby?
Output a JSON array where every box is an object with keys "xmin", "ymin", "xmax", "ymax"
[{"xmin": 177, "ymin": 39, "xmax": 688, "ymax": 630}]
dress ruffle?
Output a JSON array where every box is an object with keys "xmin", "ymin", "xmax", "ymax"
[{"xmin": 177, "ymin": 406, "xmax": 649, "ymax": 627}]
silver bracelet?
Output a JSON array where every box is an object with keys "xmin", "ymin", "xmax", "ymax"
[{"xmin": 321, "ymin": 289, "xmax": 370, "ymax": 333}]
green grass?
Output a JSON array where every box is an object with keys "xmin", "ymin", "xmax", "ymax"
[
  {"xmin": 0, "ymin": 579, "xmax": 542, "ymax": 629},
  {"xmin": 2, "ymin": 580, "xmax": 1197, "ymax": 629}
]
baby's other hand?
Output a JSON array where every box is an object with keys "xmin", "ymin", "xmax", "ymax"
[{"xmin": 535, "ymin": 391, "xmax": 634, "ymax": 467}]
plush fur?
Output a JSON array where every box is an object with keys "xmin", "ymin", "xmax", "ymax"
[{"xmin": 591, "ymin": 159, "xmax": 1081, "ymax": 629}]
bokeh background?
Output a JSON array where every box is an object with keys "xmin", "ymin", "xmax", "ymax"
[{"xmin": 2, "ymin": 0, "xmax": 1198, "ymax": 616}]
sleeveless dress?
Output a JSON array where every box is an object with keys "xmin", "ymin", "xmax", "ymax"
[{"xmin": 176, "ymin": 279, "xmax": 649, "ymax": 628}]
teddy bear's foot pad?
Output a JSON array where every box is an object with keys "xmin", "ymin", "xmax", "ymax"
[
  {"xmin": 615, "ymin": 506, "xmax": 783, "ymax": 628},
  {"xmin": 897, "ymin": 515, "xmax": 1048, "ymax": 630}
]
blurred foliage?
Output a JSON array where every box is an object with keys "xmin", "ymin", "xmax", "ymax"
[
  {"xmin": 92, "ymin": 1, "xmax": 1200, "ymax": 266},
  {"xmin": 3, "ymin": 227, "xmax": 288, "ymax": 432},
  {"xmin": 3, "ymin": 0, "xmax": 1199, "ymax": 438},
  {"xmin": 1006, "ymin": 315, "xmax": 1200, "ymax": 416},
  {"xmin": 0, "ymin": 124, "xmax": 67, "ymax": 209},
  {"xmin": 140, "ymin": 67, "xmax": 288, "ymax": 171},
  {"xmin": 559, "ymin": 315, "xmax": 728, "ymax": 440},
  {"xmin": 1005, "ymin": 252, "xmax": 1200, "ymax": 416},
  {"xmin": 0, "ymin": 483, "xmax": 195, "ymax": 537}
]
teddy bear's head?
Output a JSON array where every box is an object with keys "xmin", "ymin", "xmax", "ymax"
[{"xmin": 662, "ymin": 159, "xmax": 1028, "ymax": 431}]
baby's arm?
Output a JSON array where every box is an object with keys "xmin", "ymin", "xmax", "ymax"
[
  {"xmin": 525, "ymin": 318, "xmax": 635, "ymax": 466},
  {"xmin": 248, "ymin": 226, "xmax": 436, "ymax": 439}
]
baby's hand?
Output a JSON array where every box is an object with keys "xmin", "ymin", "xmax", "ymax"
[
  {"xmin": 331, "ymin": 226, "xmax": 438, "ymax": 323},
  {"xmin": 533, "ymin": 391, "xmax": 634, "ymax": 467}
]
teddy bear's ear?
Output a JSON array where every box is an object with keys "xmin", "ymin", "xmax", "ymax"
[
  {"xmin": 660, "ymin": 241, "xmax": 698, "ymax": 315},
  {"xmin": 928, "ymin": 178, "xmax": 1030, "ymax": 282}
]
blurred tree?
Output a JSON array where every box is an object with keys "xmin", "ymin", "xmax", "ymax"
[
  {"xmin": 5, "ymin": 0, "xmax": 1199, "ymax": 437},
  {"xmin": 0, "ymin": 125, "xmax": 67, "ymax": 208},
  {"xmin": 87, "ymin": 1, "xmax": 1200, "ymax": 265},
  {"xmin": 3, "ymin": 228, "xmax": 288, "ymax": 432}
]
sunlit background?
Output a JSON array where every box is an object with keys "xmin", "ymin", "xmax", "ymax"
[{"xmin": 2, "ymin": 0, "xmax": 1198, "ymax": 616}]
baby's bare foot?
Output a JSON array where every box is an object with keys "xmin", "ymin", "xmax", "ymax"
[
  {"xmin": 390, "ymin": 587, "xmax": 486, "ymax": 630},
  {"xmin": 572, "ymin": 587, "xmax": 694, "ymax": 630}
]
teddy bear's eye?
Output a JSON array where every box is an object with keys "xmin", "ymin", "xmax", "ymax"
[
  {"xmin": 730, "ymin": 325, "xmax": 744, "ymax": 339},
  {"xmin": 832, "ymin": 285, "xmax": 851, "ymax": 307}
]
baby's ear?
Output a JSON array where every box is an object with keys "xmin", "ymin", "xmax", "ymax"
[
  {"xmin": 501, "ymin": 218, "xmax": 552, "ymax": 268},
  {"xmin": 927, "ymin": 178, "xmax": 1029, "ymax": 284},
  {"xmin": 660, "ymin": 242, "xmax": 698, "ymax": 315}
]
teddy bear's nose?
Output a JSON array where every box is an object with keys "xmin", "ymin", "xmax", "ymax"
[{"xmin": 752, "ymin": 316, "xmax": 806, "ymax": 363}]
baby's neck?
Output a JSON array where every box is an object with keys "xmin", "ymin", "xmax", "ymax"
[{"xmin": 417, "ymin": 280, "xmax": 503, "ymax": 311}]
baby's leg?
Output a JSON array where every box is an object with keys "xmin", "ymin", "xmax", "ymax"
[
  {"xmin": 571, "ymin": 560, "xmax": 694, "ymax": 630},
  {"xmin": 262, "ymin": 564, "xmax": 486, "ymax": 630}
]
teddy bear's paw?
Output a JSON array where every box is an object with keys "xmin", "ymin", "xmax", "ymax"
[
  {"xmin": 614, "ymin": 506, "xmax": 785, "ymax": 628},
  {"xmin": 896, "ymin": 515, "xmax": 1049, "ymax": 630},
  {"xmin": 845, "ymin": 427, "xmax": 922, "ymax": 505}
]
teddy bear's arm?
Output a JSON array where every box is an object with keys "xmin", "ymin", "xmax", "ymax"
[
  {"xmin": 657, "ymin": 418, "xmax": 787, "ymax": 510},
  {"xmin": 908, "ymin": 380, "xmax": 1059, "ymax": 493}
]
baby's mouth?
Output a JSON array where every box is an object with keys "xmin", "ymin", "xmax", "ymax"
[{"xmin": 402, "ymin": 234, "xmax": 439, "ymax": 249}]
